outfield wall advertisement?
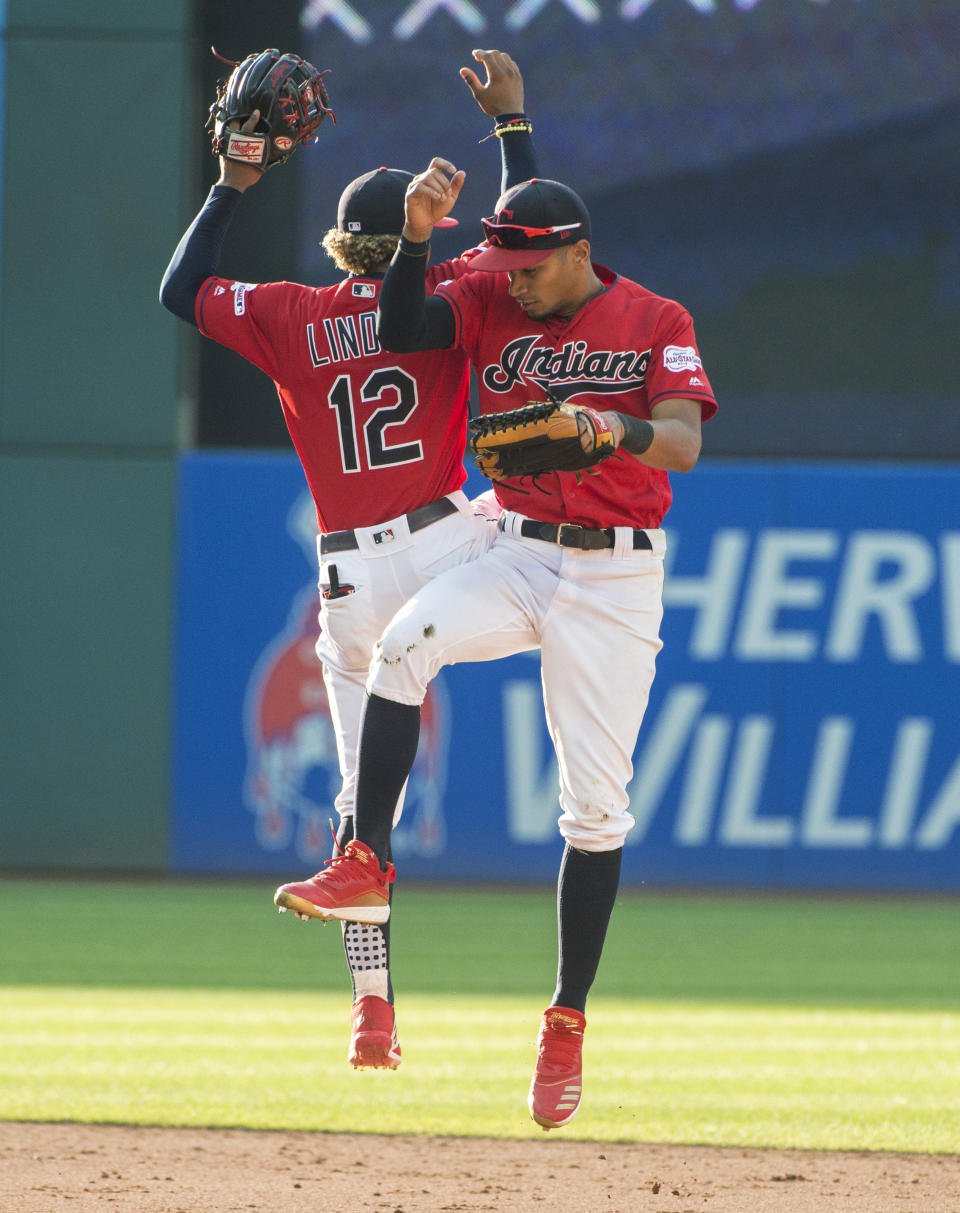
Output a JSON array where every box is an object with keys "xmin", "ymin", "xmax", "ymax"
[{"xmin": 174, "ymin": 457, "xmax": 960, "ymax": 892}]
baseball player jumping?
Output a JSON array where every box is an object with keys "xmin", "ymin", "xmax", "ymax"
[
  {"xmin": 274, "ymin": 155, "xmax": 717, "ymax": 1127},
  {"xmin": 161, "ymin": 50, "xmax": 536, "ymax": 1073}
]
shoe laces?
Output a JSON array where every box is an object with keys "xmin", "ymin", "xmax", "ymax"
[
  {"xmin": 537, "ymin": 1018, "xmax": 583, "ymax": 1077},
  {"xmin": 311, "ymin": 821, "xmax": 390, "ymax": 888},
  {"xmin": 310, "ymin": 828, "xmax": 368, "ymax": 887},
  {"xmin": 312, "ymin": 851, "xmax": 361, "ymax": 887}
]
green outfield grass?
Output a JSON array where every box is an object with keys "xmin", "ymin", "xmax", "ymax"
[{"xmin": 1, "ymin": 877, "xmax": 958, "ymax": 1149}]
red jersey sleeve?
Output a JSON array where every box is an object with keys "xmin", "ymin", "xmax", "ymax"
[
  {"xmin": 196, "ymin": 277, "xmax": 301, "ymax": 379},
  {"xmin": 645, "ymin": 301, "xmax": 718, "ymax": 421}
]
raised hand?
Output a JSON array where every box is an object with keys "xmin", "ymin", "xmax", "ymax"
[
  {"xmin": 402, "ymin": 157, "xmax": 466, "ymax": 242},
  {"xmin": 460, "ymin": 49, "xmax": 524, "ymax": 117}
]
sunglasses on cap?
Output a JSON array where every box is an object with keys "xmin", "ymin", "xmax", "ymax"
[{"xmin": 480, "ymin": 216, "xmax": 583, "ymax": 247}]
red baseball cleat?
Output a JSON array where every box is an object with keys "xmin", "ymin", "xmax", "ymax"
[
  {"xmin": 528, "ymin": 1006, "xmax": 586, "ymax": 1130},
  {"xmin": 274, "ymin": 839, "xmax": 394, "ymax": 924},
  {"xmin": 348, "ymin": 995, "xmax": 402, "ymax": 1070}
]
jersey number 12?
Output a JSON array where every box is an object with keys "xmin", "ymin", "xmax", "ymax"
[{"xmin": 328, "ymin": 368, "xmax": 424, "ymax": 473}]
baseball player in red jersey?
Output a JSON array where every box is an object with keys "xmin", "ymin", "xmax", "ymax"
[
  {"xmin": 161, "ymin": 51, "xmax": 536, "ymax": 1073},
  {"xmin": 274, "ymin": 160, "xmax": 717, "ymax": 1128}
]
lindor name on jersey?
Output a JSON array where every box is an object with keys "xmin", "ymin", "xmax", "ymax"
[
  {"xmin": 481, "ymin": 334, "xmax": 652, "ymax": 399},
  {"xmin": 306, "ymin": 311, "xmax": 380, "ymax": 366}
]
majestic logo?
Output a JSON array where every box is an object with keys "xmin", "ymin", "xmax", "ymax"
[
  {"xmin": 242, "ymin": 493, "xmax": 450, "ymax": 862},
  {"xmin": 481, "ymin": 335, "xmax": 651, "ymax": 400},
  {"xmin": 663, "ymin": 344, "xmax": 702, "ymax": 374}
]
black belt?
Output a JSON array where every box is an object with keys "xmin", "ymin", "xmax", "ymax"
[
  {"xmin": 320, "ymin": 497, "xmax": 458, "ymax": 555},
  {"xmin": 512, "ymin": 518, "xmax": 653, "ymax": 551}
]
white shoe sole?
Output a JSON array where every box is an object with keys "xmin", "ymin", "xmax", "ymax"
[{"xmin": 274, "ymin": 889, "xmax": 391, "ymax": 924}]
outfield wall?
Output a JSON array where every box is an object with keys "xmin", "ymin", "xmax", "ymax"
[
  {"xmin": 0, "ymin": 0, "xmax": 190, "ymax": 870},
  {"xmin": 173, "ymin": 456, "xmax": 960, "ymax": 894}
]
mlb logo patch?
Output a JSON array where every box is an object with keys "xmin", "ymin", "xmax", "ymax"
[
  {"xmin": 348, "ymin": 221, "xmax": 362, "ymax": 232},
  {"xmin": 352, "ymin": 282, "xmax": 376, "ymax": 298},
  {"xmin": 373, "ymin": 528, "xmax": 396, "ymax": 545},
  {"xmin": 231, "ymin": 281, "xmax": 257, "ymax": 316}
]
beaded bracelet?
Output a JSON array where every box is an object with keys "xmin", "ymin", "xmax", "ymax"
[
  {"xmin": 494, "ymin": 119, "xmax": 533, "ymax": 137},
  {"xmin": 478, "ymin": 117, "xmax": 533, "ymax": 143}
]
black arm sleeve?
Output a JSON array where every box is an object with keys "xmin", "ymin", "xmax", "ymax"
[
  {"xmin": 378, "ymin": 113, "xmax": 536, "ymax": 353},
  {"xmin": 496, "ymin": 111, "xmax": 538, "ymax": 191},
  {"xmin": 159, "ymin": 185, "xmax": 243, "ymax": 325},
  {"xmin": 378, "ymin": 239, "xmax": 456, "ymax": 353}
]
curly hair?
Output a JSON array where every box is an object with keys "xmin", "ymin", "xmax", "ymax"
[{"xmin": 321, "ymin": 230, "xmax": 400, "ymax": 275}]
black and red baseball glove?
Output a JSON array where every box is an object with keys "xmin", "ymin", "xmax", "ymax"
[{"xmin": 207, "ymin": 48, "xmax": 334, "ymax": 170}]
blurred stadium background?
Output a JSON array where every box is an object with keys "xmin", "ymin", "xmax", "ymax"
[{"xmin": 1, "ymin": 0, "xmax": 958, "ymax": 896}]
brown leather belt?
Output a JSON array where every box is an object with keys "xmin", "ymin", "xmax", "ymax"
[
  {"xmin": 512, "ymin": 518, "xmax": 653, "ymax": 551},
  {"xmin": 320, "ymin": 497, "xmax": 458, "ymax": 555}
]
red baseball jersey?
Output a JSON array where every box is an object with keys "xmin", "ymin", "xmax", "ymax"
[
  {"xmin": 196, "ymin": 261, "xmax": 473, "ymax": 532},
  {"xmin": 437, "ymin": 266, "xmax": 718, "ymax": 529}
]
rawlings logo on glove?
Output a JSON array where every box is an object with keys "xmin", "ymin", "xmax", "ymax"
[{"xmin": 468, "ymin": 401, "xmax": 618, "ymax": 487}]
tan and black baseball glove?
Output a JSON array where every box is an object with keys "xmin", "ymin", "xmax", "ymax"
[
  {"xmin": 207, "ymin": 47, "xmax": 334, "ymax": 170},
  {"xmin": 468, "ymin": 401, "xmax": 618, "ymax": 485}
]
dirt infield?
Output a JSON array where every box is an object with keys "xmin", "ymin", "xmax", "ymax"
[{"xmin": 3, "ymin": 1122, "xmax": 959, "ymax": 1213}]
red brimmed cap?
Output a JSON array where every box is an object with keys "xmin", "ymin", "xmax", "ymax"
[
  {"xmin": 337, "ymin": 167, "xmax": 458, "ymax": 235},
  {"xmin": 468, "ymin": 178, "xmax": 591, "ymax": 271}
]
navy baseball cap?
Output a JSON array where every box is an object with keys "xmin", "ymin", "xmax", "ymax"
[
  {"xmin": 469, "ymin": 178, "xmax": 591, "ymax": 271},
  {"xmin": 336, "ymin": 167, "xmax": 458, "ymax": 235}
]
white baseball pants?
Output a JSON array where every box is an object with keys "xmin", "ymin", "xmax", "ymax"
[
  {"xmin": 367, "ymin": 509, "xmax": 667, "ymax": 851},
  {"xmin": 315, "ymin": 490, "xmax": 500, "ymax": 824}
]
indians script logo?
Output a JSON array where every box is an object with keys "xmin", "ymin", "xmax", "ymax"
[
  {"xmin": 242, "ymin": 492, "xmax": 449, "ymax": 863},
  {"xmin": 481, "ymin": 335, "xmax": 652, "ymax": 401}
]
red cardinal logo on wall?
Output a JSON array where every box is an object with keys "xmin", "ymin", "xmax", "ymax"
[{"xmin": 243, "ymin": 587, "xmax": 449, "ymax": 863}]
